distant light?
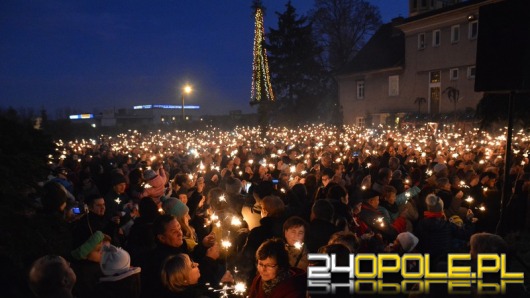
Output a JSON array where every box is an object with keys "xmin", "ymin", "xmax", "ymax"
[
  {"xmin": 69, "ymin": 114, "xmax": 94, "ymax": 120},
  {"xmin": 185, "ymin": 116, "xmax": 189, "ymax": 120},
  {"xmin": 91, "ymin": 124, "xmax": 96, "ymax": 128},
  {"xmin": 133, "ymin": 104, "xmax": 200, "ymax": 110}
]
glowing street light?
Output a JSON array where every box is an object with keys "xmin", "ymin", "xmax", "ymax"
[{"xmin": 181, "ymin": 84, "xmax": 192, "ymax": 121}]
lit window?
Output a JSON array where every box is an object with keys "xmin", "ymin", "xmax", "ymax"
[
  {"xmin": 450, "ymin": 68, "xmax": 459, "ymax": 80},
  {"xmin": 469, "ymin": 20, "xmax": 478, "ymax": 39},
  {"xmin": 418, "ymin": 33, "xmax": 425, "ymax": 50},
  {"xmin": 430, "ymin": 71, "xmax": 441, "ymax": 83},
  {"xmin": 432, "ymin": 29, "xmax": 441, "ymax": 47},
  {"xmin": 356, "ymin": 81, "xmax": 365, "ymax": 100},
  {"xmin": 451, "ymin": 25, "xmax": 460, "ymax": 43}
]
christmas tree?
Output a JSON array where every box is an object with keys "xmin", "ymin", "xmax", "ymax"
[{"xmin": 250, "ymin": 2, "xmax": 274, "ymax": 105}]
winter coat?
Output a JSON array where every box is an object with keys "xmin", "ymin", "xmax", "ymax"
[
  {"xmin": 306, "ymin": 219, "xmax": 339, "ymax": 253},
  {"xmin": 358, "ymin": 203, "xmax": 402, "ymax": 241},
  {"xmin": 137, "ymin": 241, "xmax": 207, "ymax": 298},
  {"xmin": 71, "ymin": 259, "xmax": 103, "ymax": 298},
  {"xmin": 415, "ymin": 212, "xmax": 453, "ymax": 266}
]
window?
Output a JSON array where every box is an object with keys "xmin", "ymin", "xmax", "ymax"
[
  {"xmin": 356, "ymin": 117, "xmax": 366, "ymax": 127},
  {"xmin": 450, "ymin": 68, "xmax": 459, "ymax": 80},
  {"xmin": 432, "ymin": 30, "xmax": 441, "ymax": 47},
  {"xmin": 430, "ymin": 71, "xmax": 441, "ymax": 83},
  {"xmin": 356, "ymin": 81, "xmax": 365, "ymax": 100},
  {"xmin": 388, "ymin": 75, "xmax": 399, "ymax": 96},
  {"xmin": 451, "ymin": 25, "xmax": 460, "ymax": 43},
  {"xmin": 467, "ymin": 66, "xmax": 476, "ymax": 79},
  {"xmin": 469, "ymin": 20, "xmax": 478, "ymax": 39},
  {"xmin": 418, "ymin": 33, "xmax": 425, "ymax": 50}
]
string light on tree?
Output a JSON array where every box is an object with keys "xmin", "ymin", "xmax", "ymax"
[{"xmin": 249, "ymin": 5, "xmax": 274, "ymax": 105}]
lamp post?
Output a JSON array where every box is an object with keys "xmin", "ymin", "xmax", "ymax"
[{"xmin": 181, "ymin": 84, "xmax": 192, "ymax": 121}]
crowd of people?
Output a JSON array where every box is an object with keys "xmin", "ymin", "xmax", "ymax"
[{"xmin": 7, "ymin": 124, "xmax": 530, "ymax": 297}]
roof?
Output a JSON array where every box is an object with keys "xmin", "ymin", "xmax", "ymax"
[
  {"xmin": 403, "ymin": 0, "xmax": 490, "ymax": 24},
  {"xmin": 337, "ymin": 22, "xmax": 405, "ymax": 75}
]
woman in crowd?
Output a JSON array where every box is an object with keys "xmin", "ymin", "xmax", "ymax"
[
  {"xmin": 160, "ymin": 253, "xmax": 217, "ymax": 298},
  {"xmin": 282, "ymin": 216, "xmax": 309, "ymax": 270},
  {"xmin": 248, "ymin": 238, "xmax": 306, "ymax": 298}
]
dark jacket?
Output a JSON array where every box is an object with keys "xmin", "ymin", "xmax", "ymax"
[
  {"xmin": 126, "ymin": 216, "xmax": 157, "ymax": 265},
  {"xmin": 137, "ymin": 241, "xmax": 207, "ymax": 298},
  {"xmin": 72, "ymin": 212, "xmax": 120, "ymax": 248},
  {"xmin": 71, "ymin": 259, "xmax": 103, "ymax": 298},
  {"xmin": 358, "ymin": 203, "xmax": 398, "ymax": 241},
  {"xmin": 415, "ymin": 215, "xmax": 453, "ymax": 267},
  {"xmin": 30, "ymin": 211, "xmax": 73, "ymax": 258},
  {"xmin": 159, "ymin": 284, "xmax": 219, "ymax": 298},
  {"xmin": 306, "ymin": 219, "xmax": 339, "ymax": 253},
  {"xmin": 248, "ymin": 267, "xmax": 307, "ymax": 298},
  {"xmin": 238, "ymin": 216, "xmax": 285, "ymax": 285},
  {"xmin": 98, "ymin": 269, "xmax": 141, "ymax": 298}
]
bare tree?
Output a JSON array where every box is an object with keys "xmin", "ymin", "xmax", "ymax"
[
  {"xmin": 414, "ymin": 97, "xmax": 426, "ymax": 114},
  {"xmin": 310, "ymin": 0, "xmax": 382, "ymax": 72},
  {"xmin": 443, "ymin": 86, "xmax": 460, "ymax": 118}
]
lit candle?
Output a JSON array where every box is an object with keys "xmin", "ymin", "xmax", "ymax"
[
  {"xmin": 294, "ymin": 241, "xmax": 303, "ymax": 250},
  {"xmin": 231, "ymin": 216, "xmax": 242, "ymax": 226}
]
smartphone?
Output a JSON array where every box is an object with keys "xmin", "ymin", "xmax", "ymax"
[
  {"xmin": 244, "ymin": 181, "xmax": 252, "ymax": 193},
  {"xmin": 272, "ymin": 179, "xmax": 279, "ymax": 184},
  {"xmin": 353, "ymin": 151, "xmax": 360, "ymax": 157},
  {"xmin": 72, "ymin": 207, "xmax": 81, "ymax": 215}
]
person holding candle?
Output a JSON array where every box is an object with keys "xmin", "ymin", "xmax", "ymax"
[
  {"xmin": 137, "ymin": 214, "xmax": 216, "ymax": 298},
  {"xmin": 248, "ymin": 238, "xmax": 306, "ymax": 298},
  {"xmin": 283, "ymin": 216, "xmax": 309, "ymax": 270}
]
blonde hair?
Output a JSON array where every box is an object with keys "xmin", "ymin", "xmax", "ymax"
[
  {"xmin": 161, "ymin": 254, "xmax": 191, "ymax": 292},
  {"xmin": 176, "ymin": 216, "xmax": 197, "ymax": 243}
]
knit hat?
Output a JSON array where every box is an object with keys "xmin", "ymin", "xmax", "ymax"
[
  {"xmin": 71, "ymin": 231, "xmax": 106, "ymax": 260},
  {"xmin": 100, "ymin": 245, "xmax": 131, "ymax": 276},
  {"xmin": 396, "ymin": 232, "xmax": 419, "ymax": 252},
  {"xmin": 111, "ymin": 173, "xmax": 127, "ymax": 186},
  {"xmin": 449, "ymin": 215, "xmax": 464, "ymax": 228},
  {"xmin": 143, "ymin": 169, "xmax": 158, "ymax": 181},
  {"xmin": 425, "ymin": 194, "xmax": 444, "ymax": 212},
  {"xmin": 161, "ymin": 196, "xmax": 189, "ymax": 219},
  {"xmin": 433, "ymin": 163, "xmax": 447, "ymax": 174}
]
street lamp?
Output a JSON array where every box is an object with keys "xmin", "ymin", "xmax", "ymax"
[{"xmin": 181, "ymin": 84, "xmax": 192, "ymax": 121}]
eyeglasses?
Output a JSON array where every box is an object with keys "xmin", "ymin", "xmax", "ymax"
[{"xmin": 257, "ymin": 262, "xmax": 278, "ymax": 270}]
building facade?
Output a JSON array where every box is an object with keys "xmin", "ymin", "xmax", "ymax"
[{"xmin": 337, "ymin": 0, "xmax": 503, "ymax": 126}]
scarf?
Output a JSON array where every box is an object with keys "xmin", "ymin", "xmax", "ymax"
[
  {"xmin": 262, "ymin": 269, "xmax": 290, "ymax": 296},
  {"xmin": 423, "ymin": 211, "xmax": 445, "ymax": 219}
]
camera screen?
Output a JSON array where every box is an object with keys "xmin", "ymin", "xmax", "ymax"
[{"xmin": 72, "ymin": 207, "xmax": 81, "ymax": 214}]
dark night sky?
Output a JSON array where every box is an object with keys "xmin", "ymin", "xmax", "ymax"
[{"xmin": 0, "ymin": 0, "xmax": 408, "ymax": 117}]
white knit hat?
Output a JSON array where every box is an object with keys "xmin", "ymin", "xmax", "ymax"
[
  {"xmin": 396, "ymin": 232, "xmax": 419, "ymax": 252},
  {"xmin": 100, "ymin": 245, "xmax": 131, "ymax": 276}
]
